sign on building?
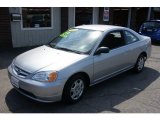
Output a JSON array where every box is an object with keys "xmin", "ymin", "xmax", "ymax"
[{"xmin": 103, "ymin": 7, "xmax": 109, "ymax": 21}]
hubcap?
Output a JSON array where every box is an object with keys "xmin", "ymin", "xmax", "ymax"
[
  {"xmin": 137, "ymin": 57, "xmax": 144, "ymax": 71},
  {"xmin": 70, "ymin": 79, "xmax": 84, "ymax": 100}
]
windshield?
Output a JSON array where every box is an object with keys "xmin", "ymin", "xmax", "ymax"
[
  {"xmin": 49, "ymin": 28, "xmax": 103, "ymax": 54},
  {"xmin": 142, "ymin": 21, "xmax": 160, "ymax": 29}
]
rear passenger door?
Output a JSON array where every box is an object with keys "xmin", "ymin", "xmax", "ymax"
[{"xmin": 93, "ymin": 30, "xmax": 131, "ymax": 82}]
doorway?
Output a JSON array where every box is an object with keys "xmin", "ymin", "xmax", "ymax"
[
  {"xmin": 0, "ymin": 8, "xmax": 12, "ymax": 48},
  {"xmin": 75, "ymin": 7, "xmax": 93, "ymax": 26},
  {"xmin": 112, "ymin": 8, "xmax": 129, "ymax": 27},
  {"xmin": 135, "ymin": 8, "xmax": 149, "ymax": 31}
]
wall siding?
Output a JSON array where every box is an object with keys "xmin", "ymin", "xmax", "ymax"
[{"xmin": 9, "ymin": 7, "xmax": 61, "ymax": 48}]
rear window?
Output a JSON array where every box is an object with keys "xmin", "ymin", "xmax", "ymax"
[{"xmin": 142, "ymin": 21, "xmax": 160, "ymax": 28}]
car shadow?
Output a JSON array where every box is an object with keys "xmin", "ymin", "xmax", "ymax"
[
  {"xmin": 0, "ymin": 46, "xmax": 38, "ymax": 70},
  {"xmin": 5, "ymin": 67, "xmax": 160, "ymax": 113}
]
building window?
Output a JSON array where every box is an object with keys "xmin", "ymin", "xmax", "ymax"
[{"xmin": 22, "ymin": 7, "xmax": 52, "ymax": 28}]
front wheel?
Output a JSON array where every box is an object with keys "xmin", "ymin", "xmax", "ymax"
[
  {"xmin": 133, "ymin": 54, "xmax": 146, "ymax": 73},
  {"xmin": 62, "ymin": 75, "xmax": 87, "ymax": 104}
]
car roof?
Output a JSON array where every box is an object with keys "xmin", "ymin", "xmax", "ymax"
[{"xmin": 74, "ymin": 25, "xmax": 125, "ymax": 32}]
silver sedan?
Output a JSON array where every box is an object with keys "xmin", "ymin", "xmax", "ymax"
[{"xmin": 8, "ymin": 25, "xmax": 151, "ymax": 103}]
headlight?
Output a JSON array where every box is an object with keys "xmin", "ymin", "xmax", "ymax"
[{"xmin": 32, "ymin": 71, "xmax": 57, "ymax": 82}]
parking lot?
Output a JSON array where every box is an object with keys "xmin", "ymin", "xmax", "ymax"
[{"xmin": 0, "ymin": 44, "xmax": 160, "ymax": 113}]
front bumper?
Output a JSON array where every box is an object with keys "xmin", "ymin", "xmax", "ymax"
[{"xmin": 8, "ymin": 65, "xmax": 65, "ymax": 103}]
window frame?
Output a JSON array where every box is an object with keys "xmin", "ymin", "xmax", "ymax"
[
  {"xmin": 95, "ymin": 30, "xmax": 126, "ymax": 52},
  {"xmin": 20, "ymin": 7, "xmax": 53, "ymax": 30},
  {"xmin": 123, "ymin": 30, "xmax": 140, "ymax": 45}
]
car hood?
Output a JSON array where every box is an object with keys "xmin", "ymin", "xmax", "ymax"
[{"xmin": 14, "ymin": 45, "xmax": 88, "ymax": 73}]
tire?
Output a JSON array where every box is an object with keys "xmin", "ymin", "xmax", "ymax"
[
  {"xmin": 133, "ymin": 54, "xmax": 146, "ymax": 73},
  {"xmin": 62, "ymin": 75, "xmax": 87, "ymax": 104}
]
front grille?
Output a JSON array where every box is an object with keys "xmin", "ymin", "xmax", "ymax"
[{"xmin": 13, "ymin": 65, "xmax": 30, "ymax": 78}]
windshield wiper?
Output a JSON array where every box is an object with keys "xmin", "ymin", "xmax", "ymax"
[
  {"xmin": 55, "ymin": 47, "xmax": 84, "ymax": 54},
  {"xmin": 55, "ymin": 47, "xmax": 72, "ymax": 51}
]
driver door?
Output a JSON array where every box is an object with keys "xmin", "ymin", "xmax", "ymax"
[{"xmin": 93, "ymin": 30, "xmax": 129, "ymax": 82}]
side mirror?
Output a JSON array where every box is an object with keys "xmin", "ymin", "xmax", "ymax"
[{"xmin": 95, "ymin": 47, "xmax": 110, "ymax": 55}]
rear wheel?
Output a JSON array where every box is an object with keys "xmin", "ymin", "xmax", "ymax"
[
  {"xmin": 62, "ymin": 75, "xmax": 87, "ymax": 104},
  {"xmin": 133, "ymin": 54, "xmax": 146, "ymax": 73}
]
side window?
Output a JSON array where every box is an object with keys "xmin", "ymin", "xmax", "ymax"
[
  {"xmin": 99, "ymin": 31, "xmax": 126, "ymax": 50},
  {"xmin": 124, "ymin": 31, "xmax": 139, "ymax": 44}
]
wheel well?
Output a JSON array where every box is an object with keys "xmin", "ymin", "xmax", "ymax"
[
  {"xmin": 140, "ymin": 52, "xmax": 147, "ymax": 60},
  {"xmin": 67, "ymin": 72, "xmax": 90, "ymax": 87}
]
